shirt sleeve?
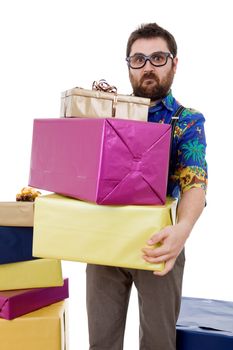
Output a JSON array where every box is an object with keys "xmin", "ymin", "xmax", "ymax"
[{"xmin": 171, "ymin": 109, "xmax": 208, "ymax": 194}]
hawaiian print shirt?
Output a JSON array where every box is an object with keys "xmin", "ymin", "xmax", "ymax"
[{"xmin": 148, "ymin": 91, "xmax": 208, "ymax": 198}]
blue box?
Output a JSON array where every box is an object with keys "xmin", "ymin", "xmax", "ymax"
[
  {"xmin": 0, "ymin": 226, "xmax": 34, "ymax": 264},
  {"xmin": 176, "ymin": 297, "xmax": 233, "ymax": 349}
]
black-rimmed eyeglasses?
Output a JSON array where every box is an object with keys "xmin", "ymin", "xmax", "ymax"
[{"xmin": 126, "ymin": 51, "xmax": 174, "ymax": 69}]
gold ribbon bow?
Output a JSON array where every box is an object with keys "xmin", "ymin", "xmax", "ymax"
[{"xmin": 92, "ymin": 79, "xmax": 118, "ymax": 117}]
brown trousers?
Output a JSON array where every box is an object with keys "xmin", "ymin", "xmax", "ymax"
[{"xmin": 86, "ymin": 250, "xmax": 185, "ymax": 350}]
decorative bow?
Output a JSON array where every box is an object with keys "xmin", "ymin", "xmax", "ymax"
[
  {"xmin": 92, "ymin": 79, "xmax": 118, "ymax": 117},
  {"xmin": 92, "ymin": 79, "xmax": 117, "ymax": 94}
]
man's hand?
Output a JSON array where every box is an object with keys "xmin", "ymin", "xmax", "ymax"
[
  {"xmin": 142, "ymin": 222, "xmax": 190, "ymax": 276},
  {"xmin": 142, "ymin": 188, "xmax": 206, "ymax": 276}
]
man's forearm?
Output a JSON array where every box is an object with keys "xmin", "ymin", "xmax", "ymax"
[{"xmin": 176, "ymin": 187, "xmax": 206, "ymax": 237}]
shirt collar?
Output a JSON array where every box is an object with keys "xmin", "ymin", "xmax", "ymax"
[{"xmin": 149, "ymin": 90, "xmax": 175, "ymax": 112}]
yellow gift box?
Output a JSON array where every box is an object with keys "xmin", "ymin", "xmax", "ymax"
[
  {"xmin": 0, "ymin": 301, "xmax": 68, "ymax": 350},
  {"xmin": 0, "ymin": 258, "xmax": 63, "ymax": 290},
  {"xmin": 33, "ymin": 194, "xmax": 177, "ymax": 271},
  {"xmin": 0, "ymin": 201, "xmax": 34, "ymax": 226}
]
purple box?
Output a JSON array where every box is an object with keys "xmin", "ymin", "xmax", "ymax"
[
  {"xmin": 0, "ymin": 278, "xmax": 69, "ymax": 320},
  {"xmin": 29, "ymin": 118, "xmax": 171, "ymax": 205}
]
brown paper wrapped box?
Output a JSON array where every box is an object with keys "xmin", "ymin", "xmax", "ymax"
[
  {"xmin": 0, "ymin": 201, "xmax": 34, "ymax": 227},
  {"xmin": 60, "ymin": 87, "xmax": 150, "ymax": 121}
]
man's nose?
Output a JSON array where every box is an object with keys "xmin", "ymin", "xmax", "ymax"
[{"xmin": 143, "ymin": 58, "xmax": 155, "ymax": 71}]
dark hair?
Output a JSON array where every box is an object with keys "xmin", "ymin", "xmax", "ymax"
[{"xmin": 126, "ymin": 22, "xmax": 177, "ymax": 58}]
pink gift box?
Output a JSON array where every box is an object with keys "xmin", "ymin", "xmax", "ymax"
[
  {"xmin": 29, "ymin": 118, "xmax": 171, "ymax": 205},
  {"xmin": 0, "ymin": 278, "xmax": 69, "ymax": 320}
]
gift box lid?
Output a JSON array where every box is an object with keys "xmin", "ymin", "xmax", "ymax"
[
  {"xmin": 176, "ymin": 297, "xmax": 233, "ymax": 349},
  {"xmin": 177, "ymin": 296, "xmax": 233, "ymax": 333}
]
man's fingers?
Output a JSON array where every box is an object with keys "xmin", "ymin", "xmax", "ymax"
[
  {"xmin": 142, "ymin": 246, "xmax": 167, "ymax": 258},
  {"xmin": 142, "ymin": 253, "xmax": 169, "ymax": 264},
  {"xmin": 147, "ymin": 228, "xmax": 171, "ymax": 245},
  {"xmin": 153, "ymin": 259, "xmax": 175, "ymax": 276}
]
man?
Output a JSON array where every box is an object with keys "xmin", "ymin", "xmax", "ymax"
[{"xmin": 86, "ymin": 22, "xmax": 207, "ymax": 350}]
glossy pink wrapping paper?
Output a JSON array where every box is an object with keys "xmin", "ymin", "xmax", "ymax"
[
  {"xmin": 29, "ymin": 118, "xmax": 171, "ymax": 205},
  {"xmin": 0, "ymin": 278, "xmax": 68, "ymax": 320}
]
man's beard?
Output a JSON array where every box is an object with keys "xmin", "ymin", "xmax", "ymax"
[{"xmin": 129, "ymin": 68, "xmax": 175, "ymax": 101}]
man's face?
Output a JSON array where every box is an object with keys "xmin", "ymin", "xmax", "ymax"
[{"xmin": 128, "ymin": 37, "xmax": 178, "ymax": 102}]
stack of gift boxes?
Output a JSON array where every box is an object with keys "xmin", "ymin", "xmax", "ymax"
[
  {"xmin": 29, "ymin": 86, "xmax": 177, "ymax": 273},
  {"xmin": 0, "ymin": 200, "xmax": 69, "ymax": 349},
  {"xmin": 0, "ymin": 85, "xmax": 176, "ymax": 349}
]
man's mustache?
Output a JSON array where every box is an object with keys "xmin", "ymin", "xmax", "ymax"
[{"xmin": 140, "ymin": 72, "xmax": 159, "ymax": 84}]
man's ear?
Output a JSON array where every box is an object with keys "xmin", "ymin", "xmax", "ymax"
[{"xmin": 173, "ymin": 57, "xmax": 178, "ymax": 73}]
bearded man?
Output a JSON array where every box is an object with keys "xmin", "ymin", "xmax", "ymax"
[{"xmin": 86, "ymin": 22, "xmax": 208, "ymax": 350}]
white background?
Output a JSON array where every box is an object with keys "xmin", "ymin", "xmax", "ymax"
[{"xmin": 0, "ymin": 0, "xmax": 232, "ymax": 349}]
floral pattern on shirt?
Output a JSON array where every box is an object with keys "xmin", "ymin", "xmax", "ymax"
[{"xmin": 148, "ymin": 92, "xmax": 208, "ymax": 198}]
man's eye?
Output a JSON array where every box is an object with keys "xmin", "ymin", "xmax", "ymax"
[
  {"xmin": 151, "ymin": 54, "xmax": 164, "ymax": 62},
  {"xmin": 134, "ymin": 55, "xmax": 145, "ymax": 63}
]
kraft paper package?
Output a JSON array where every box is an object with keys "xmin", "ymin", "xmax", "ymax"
[
  {"xmin": 0, "ymin": 258, "xmax": 63, "ymax": 291},
  {"xmin": 0, "ymin": 301, "xmax": 68, "ymax": 350},
  {"xmin": 60, "ymin": 86, "xmax": 150, "ymax": 121},
  {"xmin": 29, "ymin": 118, "xmax": 171, "ymax": 205},
  {"xmin": 33, "ymin": 193, "xmax": 177, "ymax": 272},
  {"xmin": 0, "ymin": 278, "xmax": 69, "ymax": 320},
  {"xmin": 0, "ymin": 201, "xmax": 34, "ymax": 227}
]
